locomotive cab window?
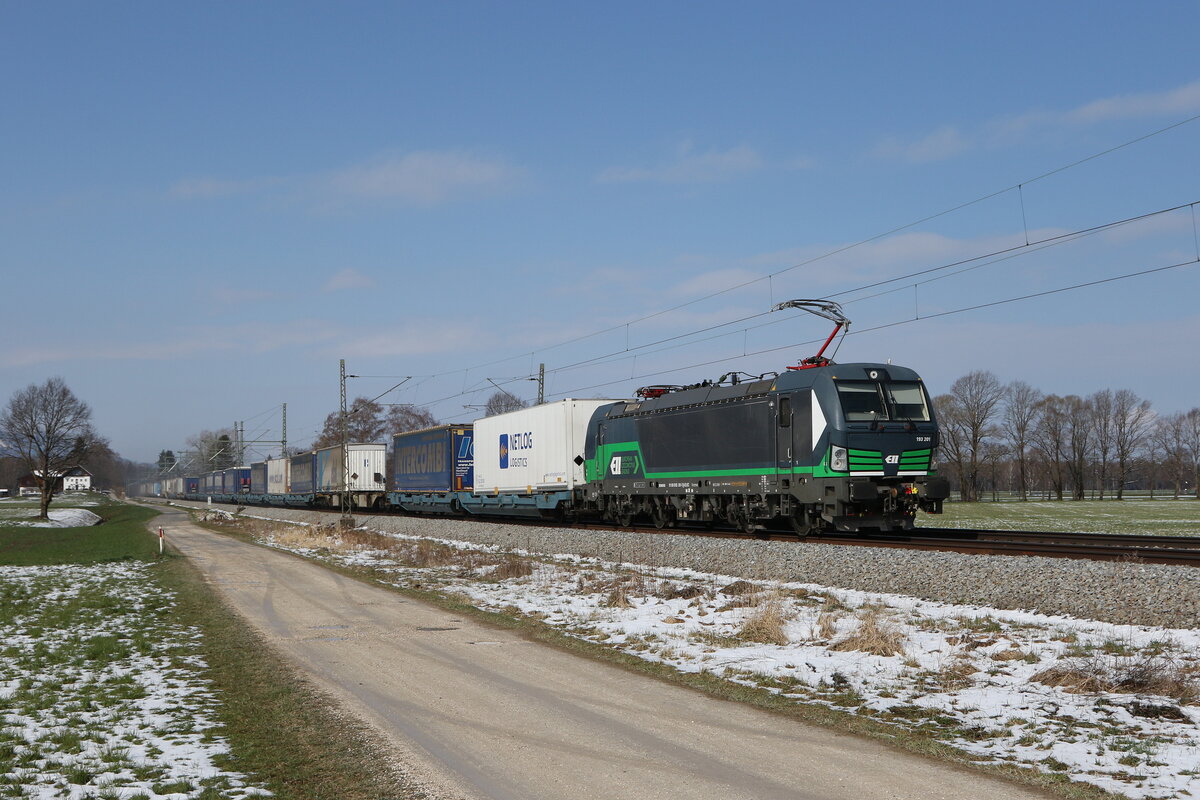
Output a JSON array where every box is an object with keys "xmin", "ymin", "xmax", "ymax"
[
  {"xmin": 837, "ymin": 381, "xmax": 888, "ymax": 421},
  {"xmin": 885, "ymin": 381, "xmax": 931, "ymax": 421},
  {"xmin": 837, "ymin": 380, "xmax": 931, "ymax": 422}
]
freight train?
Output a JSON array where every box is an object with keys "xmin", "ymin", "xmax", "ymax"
[{"xmin": 133, "ymin": 301, "xmax": 949, "ymax": 533}]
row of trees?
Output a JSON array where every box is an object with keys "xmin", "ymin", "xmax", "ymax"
[{"xmin": 934, "ymin": 371, "xmax": 1199, "ymax": 502}]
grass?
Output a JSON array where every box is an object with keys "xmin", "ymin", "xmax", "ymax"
[
  {"xmin": 0, "ymin": 497, "xmax": 160, "ymax": 565},
  {"xmin": 928, "ymin": 496, "xmax": 1200, "ymax": 536},
  {"xmin": 156, "ymin": 553, "xmax": 423, "ymax": 800},
  {"xmin": 1, "ymin": 499, "xmax": 424, "ymax": 800}
]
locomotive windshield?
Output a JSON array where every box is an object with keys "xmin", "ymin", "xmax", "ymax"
[{"xmin": 836, "ymin": 380, "xmax": 930, "ymax": 422}]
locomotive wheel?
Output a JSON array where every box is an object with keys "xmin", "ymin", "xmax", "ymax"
[
  {"xmin": 789, "ymin": 516, "xmax": 812, "ymax": 536},
  {"xmin": 651, "ymin": 505, "xmax": 673, "ymax": 530}
]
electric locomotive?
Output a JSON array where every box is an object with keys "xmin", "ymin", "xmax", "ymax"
[{"xmin": 582, "ymin": 301, "xmax": 948, "ymax": 533}]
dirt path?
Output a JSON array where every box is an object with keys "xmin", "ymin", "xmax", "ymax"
[{"xmin": 157, "ymin": 508, "xmax": 1051, "ymax": 800}]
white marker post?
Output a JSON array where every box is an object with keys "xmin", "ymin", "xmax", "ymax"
[{"xmin": 158, "ymin": 526, "xmax": 164, "ymax": 556}]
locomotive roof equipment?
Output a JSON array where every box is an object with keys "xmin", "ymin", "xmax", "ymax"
[{"xmin": 771, "ymin": 299, "xmax": 851, "ymax": 370}]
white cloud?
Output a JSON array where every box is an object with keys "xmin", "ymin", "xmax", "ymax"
[
  {"xmin": 325, "ymin": 150, "xmax": 520, "ymax": 205},
  {"xmin": 0, "ymin": 320, "xmax": 340, "ymax": 368},
  {"xmin": 597, "ymin": 142, "xmax": 764, "ymax": 184},
  {"xmin": 871, "ymin": 126, "xmax": 969, "ymax": 164},
  {"xmin": 171, "ymin": 149, "xmax": 521, "ymax": 208},
  {"xmin": 1061, "ymin": 80, "xmax": 1200, "ymax": 126},
  {"xmin": 322, "ymin": 268, "xmax": 375, "ymax": 293},
  {"xmin": 334, "ymin": 321, "xmax": 478, "ymax": 358},
  {"xmin": 874, "ymin": 78, "xmax": 1200, "ymax": 163},
  {"xmin": 670, "ymin": 268, "xmax": 764, "ymax": 297}
]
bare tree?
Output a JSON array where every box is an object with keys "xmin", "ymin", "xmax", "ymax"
[
  {"xmin": 932, "ymin": 393, "xmax": 968, "ymax": 499},
  {"xmin": 1064, "ymin": 395, "xmax": 1093, "ymax": 501},
  {"xmin": 1031, "ymin": 394, "xmax": 1068, "ymax": 501},
  {"xmin": 1088, "ymin": 390, "xmax": 1114, "ymax": 499},
  {"xmin": 484, "ymin": 389, "xmax": 527, "ymax": 417},
  {"xmin": 940, "ymin": 371, "xmax": 1004, "ymax": 502},
  {"xmin": 313, "ymin": 396, "xmax": 387, "ymax": 449},
  {"xmin": 1154, "ymin": 412, "xmax": 1190, "ymax": 498},
  {"xmin": 312, "ymin": 397, "xmax": 439, "ymax": 449},
  {"xmin": 1003, "ymin": 381, "xmax": 1042, "ymax": 500},
  {"xmin": 0, "ymin": 378, "xmax": 96, "ymax": 519},
  {"xmin": 1184, "ymin": 407, "xmax": 1200, "ymax": 498},
  {"xmin": 1112, "ymin": 390, "xmax": 1153, "ymax": 500},
  {"xmin": 384, "ymin": 404, "xmax": 438, "ymax": 434}
]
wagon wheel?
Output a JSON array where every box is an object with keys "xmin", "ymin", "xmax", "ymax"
[{"xmin": 616, "ymin": 511, "xmax": 634, "ymax": 528}]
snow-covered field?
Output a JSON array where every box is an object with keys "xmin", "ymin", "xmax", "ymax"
[
  {"xmin": 246, "ymin": 516, "xmax": 1199, "ymax": 800},
  {"xmin": 0, "ymin": 562, "xmax": 271, "ymax": 800},
  {"xmin": 0, "ymin": 508, "xmax": 102, "ymax": 528}
]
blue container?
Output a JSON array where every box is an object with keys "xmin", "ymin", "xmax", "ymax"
[
  {"xmin": 289, "ymin": 451, "xmax": 317, "ymax": 493},
  {"xmin": 184, "ymin": 477, "xmax": 200, "ymax": 495},
  {"xmin": 250, "ymin": 462, "xmax": 268, "ymax": 494},
  {"xmin": 221, "ymin": 467, "xmax": 251, "ymax": 494},
  {"xmin": 391, "ymin": 425, "xmax": 474, "ymax": 492}
]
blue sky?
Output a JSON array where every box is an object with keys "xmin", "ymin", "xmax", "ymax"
[{"xmin": 2, "ymin": 2, "xmax": 1198, "ymax": 463}]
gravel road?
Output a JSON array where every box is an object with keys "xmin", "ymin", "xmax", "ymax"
[{"xmin": 154, "ymin": 506, "xmax": 1053, "ymax": 800}]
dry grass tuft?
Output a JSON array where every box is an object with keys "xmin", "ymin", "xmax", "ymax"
[
  {"xmin": 604, "ymin": 584, "xmax": 635, "ymax": 609},
  {"xmin": 490, "ymin": 555, "xmax": 534, "ymax": 580},
  {"xmin": 926, "ymin": 657, "xmax": 978, "ymax": 690},
  {"xmin": 829, "ymin": 608, "xmax": 906, "ymax": 657},
  {"xmin": 736, "ymin": 592, "xmax": 793, "ymax": 646},
  {"xmin": 720, "ymin": 580, "xmax": 760, "ymax": 596},
  {"xmin": 1033, "ymin": 653, "xmax": 1200, "ymax": 703},
  {"xmin": 266, "ymin": 524, "xmax": 332, "ymax": 550},
  {"xmin": 340, "ymin": 528, "xmax": 399, "ymax": 552},
  {"xmin": 815, "ymin": 611, "xmax": 842, "ymax": 641},
  {"xmin": 666, "ymin": 584, "xmax": 705, "ymax": 600},
  {"xmin": 717, "ymin": 592, "xmax": 768, "ymax": 612},
  {"xmin": 992, "ymin": 646, "xmax": 1031, "ymax": 662}
]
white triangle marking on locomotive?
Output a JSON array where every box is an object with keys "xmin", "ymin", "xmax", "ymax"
[{"xmin": 811, "ymin": 393, "xmax": 827, "ymax": 459}]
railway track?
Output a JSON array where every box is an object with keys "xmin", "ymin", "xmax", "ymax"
[
  {"xmin": 795, "ymin": 527, "xmax": 1200, "ymax": 566},
  {"xmin": 169, "ymin": 497, "xmax": 1200, "ymax": 566}
]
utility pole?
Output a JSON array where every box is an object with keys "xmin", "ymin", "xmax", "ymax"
[
  {"xmin": 339, "ymin": 359, "xmax": 351, "ymax": 523},
  {"xmin": 537, "ymin": 362, "xmax": 545, "ymax": 404},
  {"xmin": 281, "ymin": 403, "xmax": 287, "ymax": 458}
]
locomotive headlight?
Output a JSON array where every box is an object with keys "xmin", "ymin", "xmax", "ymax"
[{"xmin": 831, "ymin": 446, "xmax": 848, "ymax": 472}]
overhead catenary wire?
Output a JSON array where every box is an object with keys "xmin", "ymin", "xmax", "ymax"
[
  {"xmin": 543, "ymin": 254, "xmax": 1200, "ymax": 399},
  {"xmin": 289, "ymin": 118, "xmax": 1200, "ymax": 429},
  {"xmin": 409, "ymin": 199, "xmax": 1196, "ymax": 410},
  {"xmin": 433, "ymin": 111, "xmax": 1200, "ymax": 381},
  {"xmin": 174, "ymin": 115, "xmax": 1200, "ymax": 450}
]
